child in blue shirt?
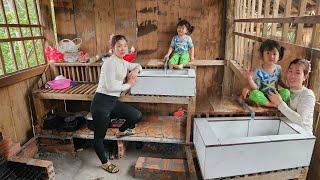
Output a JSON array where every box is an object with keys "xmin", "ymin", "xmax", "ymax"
[
  {"xmin": 164, "ymin": 19, "xmax": 194, "ymax": 69},
  {"xmin": 242, "ymin": 39, "xmax": 290, "ymax": 107}
]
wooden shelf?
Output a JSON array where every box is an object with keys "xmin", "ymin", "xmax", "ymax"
[
  {"xmin": 37, "ymin": 116, "xmax": 186, "ymax": 144},
  {"xmin": 196, "ymin": 96, "xmax": 279, "ymax": 116},
  {"xmin": 33, "ymin": 83, "xmax": 191, "ymax": 104}
]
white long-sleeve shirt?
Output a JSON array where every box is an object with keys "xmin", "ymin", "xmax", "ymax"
[
  {"xmin": 278, "ymin": 86, "xmax": 316, "ymax": 134},
  {"xmin": 96, "ymin": 55, "xmax": 142, "ymax": 97}
]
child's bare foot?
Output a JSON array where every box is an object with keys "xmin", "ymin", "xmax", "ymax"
[
  {"xmin": 157, "ymin": 61, "xmax": 164, "ymax": 66},
  {"xmin": 177, "ymin": 64, "xmax": 184, "ymax": 69},
  {"xmin": 173, "ymin": 64, "xmax": 183, "ymax": 69},
  {"xmin": 188, "ymin": 61, "xmax": 195, "ymax": 65}
]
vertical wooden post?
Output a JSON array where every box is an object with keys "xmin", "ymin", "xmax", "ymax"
[
  {"xmin": 38, "ymin": 0, "xmax": 56, "ymax": 47},
  {"xmin": 262, "ymin": 0, "xmax": 271, "ymax": 36},
  {"xmin": 234, "ymin": 0, "xmax": 240, "ymax": 62},
  {"xmin": 240, "ymin": 0, "xmax": 247, "ymax": 67},
  {"xmin": 271, "ymin": 0, "xmax": 279, "ymax": 36},
  {"xmin": 186, "ymin": 95, "xmax": 196, "ymax": 144},
  {"xmin": 247, "ymin": 0, "xmax": 256, "ymax": 70},
  {"xmin": 282, "ymin": 0, "xmax": 292, "ymax": 41},
  {"xmin": 244, "ymin": 0, "xmax": 251, "ymax": 69},
  {"xmin": 223, "ymin": 0, "xmax": 235, "ymax": 96},
  {"xmin": 309, "ymin": 51, "xmax": 320, "ymax": 102},
  {"xmin": 256, "ymin": 0, "xmax": 263, "ymax": 36},
  {"xmin": 311, "ymin": 2, "xmax": 320, "ymax": 48},
  {"xmin": 295, "ymin": 0, "xmax": 306, "ymax": 45}
]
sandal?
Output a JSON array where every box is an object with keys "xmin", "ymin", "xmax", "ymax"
[
  {"xmin": 101, "ymin": 162, "xmax": 119, "ymax": 173},
  {"xmin": 116, "ymin": 128, "xmax": 135, "ymax": 138}
]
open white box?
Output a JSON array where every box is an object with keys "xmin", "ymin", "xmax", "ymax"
[
  {"xmin": 130, "ymin": 69, "xmax": 196, "ymax": 96},
  {"xmin": 193, "ymin": 116, "xmax": 316, "ymax": 179}
]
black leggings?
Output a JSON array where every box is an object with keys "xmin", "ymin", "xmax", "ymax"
[{"xmin": 90, "ymin": 93, "xmax": 142, "ymax": 164}]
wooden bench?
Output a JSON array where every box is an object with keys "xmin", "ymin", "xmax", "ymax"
[{"xmin": 32, "ymin": 62, "xmax": 196, "ymax": 144}]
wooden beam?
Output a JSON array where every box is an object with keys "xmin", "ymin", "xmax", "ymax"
[
  {"xmin": 0, "ymin": 24, "xmax": 42, "ymax": 28},
  {"xmin": 256, "ymin": 0, "xmax": 263, "ymax": 36},
  {"xmin": 185, "ymin": 146, "xmax": 198, "ymax": 180},
  {"xmin": 240, "ymin": 0, "xmax": 247, "ymax": 67},
  {"xmin": 11, "ymin": 0, "xmax": 30, "ymax": 68},
  {"xmin": 282, "ymin": 0, "xmax": 292, "ymax": 41},
  {"xmin": 311, "ymin": 2, "xmax": 320, "ymax": 48},
  {"xmin": 223, "ymin": 0, "xmax": 235, "ymax": 96},
  {"xmin": 244, "ymin": 0, "xmax": 252, "ymax": 69},
  {"xmin": 34, "ymin": 92, "xmax": 191, "ymax": 104},
  {"xmin": 315, "ymin": 102, "xmax": 320, "ymax": 113},
  {"xmin": 193, "ymin": 60, "xmax": 225, "ymax": 66},
  {"xmin": 0, "ymin": 44, "xmax": 6, "ymax": 74},
  {"xmin": 232, "ymin": 167, "xmax": 308, "ymax": 179},
  {"xmin": 309, "ymin": 51, "xmax": 320, "ymax": 102},
  {"xmin": 0, "ymin": 36, "xmax": 45, "ymax": 43},
  {"xmin": 263, "ymin": 0, "xmax": 271, "ymax": 36},
  {"xmin": 296, "ymin": 0, "xmax": 307, "ymax": 45},
  {"xmin": 23, "ymin": 0, "xmax": 40, "ymax": 65},
  {"xmin": 38, "ymin": 0, "xmax": 56, "ymax": 47},
  {"xmin": 0, "ymin": 65, "xmax": 46, "ymax": 88},
  {"xmin": 250, "ymin": 0, "xmax": 256, "ymax": 34},
  {"xmin": 227, "ymin": 60, "xmax": 246, "ymax": 80},
  {"xmin": 53, "ymin": 62, "xmax": 103, "ymax": 67},
  {"xmin": 271, "ymin": 0, "xmax": 280, "ymax": 36},
  {"xmin": 0, "ymin": 0, "xmax": 18, "ymax": 71},
  {"xmin": 234, "ymin": 15, "xmax": 320, "ymax": 24},
  {"xmin": 233, "ymin": 32, "xmax": 319, "ymax": 51}
]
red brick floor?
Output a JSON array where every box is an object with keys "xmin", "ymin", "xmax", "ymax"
[
  {"xmin": 135, "ymin": 156, "xmax": 186, "ymax": 179},
  {"xmin": 76, "ymin": 115, "xmax": 185, "ymax": 141}
]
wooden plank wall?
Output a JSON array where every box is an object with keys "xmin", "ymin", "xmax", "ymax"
[
  {"xmin": 53, "ymin": 0, "xmax": 224, "ymax": 60},
  {"xmin": 0, "ymin": 0, "xmax": 54, "ymax": 144},
  {"xmin": 0, "ymin": 77, "xmax": 39, "ymax": 144},
  {"xmin": 53, "ymin": 0, "xmax": 225, "ymax": 110}
]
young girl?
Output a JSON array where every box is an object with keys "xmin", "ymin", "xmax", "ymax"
[
  {"xmin": 164, "ymin": 19, "xmax": 195, "ymax": 69},
  {"xmin": 91, "ymin": 35, "xmax": 142, "ymax": 173},
  {"xmin": 269, "ymin": 59, "xmax": 315, "ymax": 134},
  {"xmin": 242, "ymin": 39, "xmax": 290, "ymax": 107}
]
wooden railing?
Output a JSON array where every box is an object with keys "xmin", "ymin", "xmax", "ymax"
[{"xmin": 233, "ymin": 0, "xmax": 320, "ymax": 71}]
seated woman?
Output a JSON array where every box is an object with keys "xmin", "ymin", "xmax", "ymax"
[{"xmin": 268, "ymin": 58, "xmax": 316, "ymax": 134}]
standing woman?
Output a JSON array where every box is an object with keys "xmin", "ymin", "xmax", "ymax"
[
  {"xmin": 91, "ymin": 35, "xmax": 143, "ymax": 173},
  {"xmin": 268, "ymin": 58, "xmax": 316, "ymax": 134}
]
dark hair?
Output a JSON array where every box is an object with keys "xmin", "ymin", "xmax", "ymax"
[
  {"xmin": 289, "ymin": 58, "xmax": 312, "ymax": 78},
  {"xmin": 111, "ymin": 34, "xmax": 127, "ymax": 48},
  {"xmin": 259, "ymin": 39, "xmax": 285, "ymax": 61},
  {"xmin": 177, "ymin": 19, "xmax": 194, "ymax": 34}
]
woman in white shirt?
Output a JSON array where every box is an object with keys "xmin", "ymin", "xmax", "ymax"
[
  {"xmin": 90, "ymin": 35, "xmax": 142, "ymax": 173},
  {"xmin": 268, "ymin": 58, "xmax": 316, "ymax": 134}
]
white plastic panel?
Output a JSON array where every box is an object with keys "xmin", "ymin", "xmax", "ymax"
[
  {"xmin": 279, "ymin": 121, "xmax": 298, "ymax": 135},
  {"xmin": 249, "ymin": 120, "xmax": 280, "ymax": 136},
  {"xmin": 209, "ymin": 121, "xmax": 248, "ymax": 139},
  {"xmin": 193, "ymin": 117, "xmax": 316, "ymax": 179},
  {"xmin": 130, "ymin": 69, "xmax": 196, "ymax": 96},
  {"xmin": 204, "ymin": 139, "xmax": 315, "ymax": 179}
]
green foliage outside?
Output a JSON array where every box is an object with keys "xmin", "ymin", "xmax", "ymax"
[{"xmin": 0, "ymin": 0, "xmax": 45, "ymax": 76}]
